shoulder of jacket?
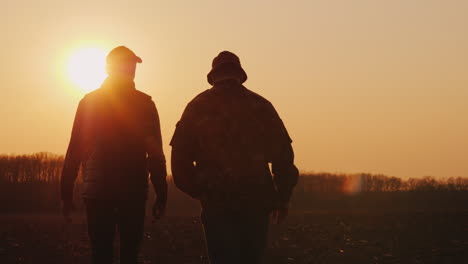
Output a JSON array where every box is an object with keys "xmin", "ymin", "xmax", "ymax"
[
  {"xmin": 81, "ymin": 88, "xmax": 107, "ymax": 102},
  {"xmin": 133, "ymin": 90, "xmax": 153, "ymax": 100},
  {"xmin": 242, "ymin": 87, "xmax": 273, "ymax": 108},
  {"xmin": 187, "ymin": 89, "xmax": 212, "ymax": 107},
  {"xmin": 132, "ymin": 90, "xmax": 158, "ymax": 109},
  {"xmin": 82, "ymin": 89, "xmax": 98, "ymax": 100},
  {"xmin": 79, "ymin": 92, "xmax": 95, "ymax": 106}
]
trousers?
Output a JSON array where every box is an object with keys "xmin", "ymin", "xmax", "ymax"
[
  {"xmin": 84, "ymin": 199, "xmax": 146, "ymax": 264},
  {"xmin": 201, "ymin": 208, "xmax": 270, "ymax": 264}
]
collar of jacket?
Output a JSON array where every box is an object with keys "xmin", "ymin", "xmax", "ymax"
[
  {"xmin": 100, "ymin": 76, "xmax": 136, "ymax": 91},
  {"xmin": 211, "ymin": 81, "xmax": 247, "ymax": 96}
]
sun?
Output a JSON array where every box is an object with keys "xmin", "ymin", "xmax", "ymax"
[{"xmin": 66, "ymin": 47, "xmax": 107, "ymax": 93}]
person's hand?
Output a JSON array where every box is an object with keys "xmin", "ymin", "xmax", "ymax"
[
  {"xmin": 62, "ymin": 200, "xmax": 75, "ymax": 223},
  {"xmin": 152, "ymin": 199, "xmax": 166, "ymax": 222},
  {"xmin": 271, "ymin": 203, "xmax": 289, "ymax": 224}
]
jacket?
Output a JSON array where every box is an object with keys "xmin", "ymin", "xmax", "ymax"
[
  {"xmin": 61, "ymin": 77, "xmax": 167, "ymax": 202},
  {"xmin": 170, "ymin": 83, "xmax": 298, "ymax": 211}
]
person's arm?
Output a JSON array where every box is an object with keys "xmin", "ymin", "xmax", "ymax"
[
  {"xmin": 61, "ymin": 100, "xmax": 86, "ymax": 221},
  {"xmin": 268, "ymin": 103, "xmax": 299, "ymax": 222},
  {"xmin": 170, "ymin": 103, "xmax": 200, "ymax": 199},
  {"xmin": 147, "ymin": 137, "xmax": 167, "ymax": 203},
  {"xmin": 272, "ymin": 143, "xmax": 299, "ymax": 206},
  {"xmin": 171, "ymin": 138, "xmax": 199, "ymax": 199},
  {"xmin": 146, "ymin": 101, "xmax": 167, "ymax": 219}
]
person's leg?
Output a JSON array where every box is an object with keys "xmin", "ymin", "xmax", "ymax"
[
  {"xmin": 117, "ymin": 199, "xmax": 146, "ymax": 264},
  {"xmin": 201, "ymin": 209, "xmax": 241, "ymax": 264},
  {"xmin": 239, "ymin": 210, "xmax": 270, "ymax": 264},
  {"xmin": 85, "ymin": 199, "xmax": 116, "ymax": 264}
]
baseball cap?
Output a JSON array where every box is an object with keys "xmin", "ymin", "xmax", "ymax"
[{"xmin": 106, "ymin": 46, "xmax": 142, "ymax": 65}]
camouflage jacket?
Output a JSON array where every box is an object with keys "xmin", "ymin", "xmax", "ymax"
[
  {"xmin": 170, "ymin": 83, "xmax": 298, "ymax": 211},
  {"xmin": 61, "ymin": 77, "xmax": 167, "ymax": 202}
]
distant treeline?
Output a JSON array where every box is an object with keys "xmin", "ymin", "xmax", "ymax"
[
  {"xmin": 0, "ymin": 153, "xmax": 467, "ymax": 213},
  {"xmin": 0, "ymin": 153, "xmax": 64, "ymax": 183},
  {"xmin": 1, "ymin": 153, "xmax": 467, "ymax": 192},
  {"xmin": 299, "ymin": 172, "xmax": 468, "ymax": 193}
]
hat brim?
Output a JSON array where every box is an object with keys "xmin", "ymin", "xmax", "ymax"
[{"xmin": 207, "ymin": 63, "xmax": 247, "ymax": 85}]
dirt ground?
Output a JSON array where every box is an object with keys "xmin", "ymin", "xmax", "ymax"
[{"xmin": 1, "ymin": 210, "xmax": 467, "ymax": 264}]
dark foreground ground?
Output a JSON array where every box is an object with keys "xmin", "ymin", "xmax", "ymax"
[{"xmin": 1, "ymin": 210, "xmax": 468, "ymax": 264}]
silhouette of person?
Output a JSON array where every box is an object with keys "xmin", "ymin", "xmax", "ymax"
[
  {"xmin": 171, "ymin": 51, "xmax": 299, "ymax": 264},
  {"xmin": 61, "ymin": 46, "xmax": 167, "ymax": 264}
]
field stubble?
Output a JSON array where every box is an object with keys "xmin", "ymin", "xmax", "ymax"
[{"xmin": 1, "ymin": 210, "xmax": 467, "ymax": 264}]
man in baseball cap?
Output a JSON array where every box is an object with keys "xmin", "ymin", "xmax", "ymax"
[
  {"xmin": 105, "ymin": 46, "xmax": 142, "ymax": 81},
  {"xmin": 61, "ymin": 46, "xmax": 167, "ymax": 264}
]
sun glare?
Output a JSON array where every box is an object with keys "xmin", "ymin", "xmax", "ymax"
[{"xmin": 66, "ymin": 47, "xmax": 107, "ymax": 93}]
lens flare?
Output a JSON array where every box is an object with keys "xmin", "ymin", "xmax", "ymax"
[{"xmin": 343, "ymin": 175, "xmax": 364, "ymax": 194}]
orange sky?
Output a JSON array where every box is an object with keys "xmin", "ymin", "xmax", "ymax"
[{"xmin": 1, "ymin": 0, "xmax": 467, "ymax": 178}]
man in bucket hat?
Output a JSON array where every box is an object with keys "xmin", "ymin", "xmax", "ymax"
[
  {"xmin": 171, "ymin": 51, "xmax": 299, "ymax": 264},
  {"xmin": 61, "ymin": 46, "xmax": 167, "ymax": 264}
]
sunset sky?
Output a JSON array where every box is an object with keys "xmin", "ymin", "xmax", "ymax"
[{"xmin": 1, "ymin": 0, "xmax": 467, "ymax": 178}]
